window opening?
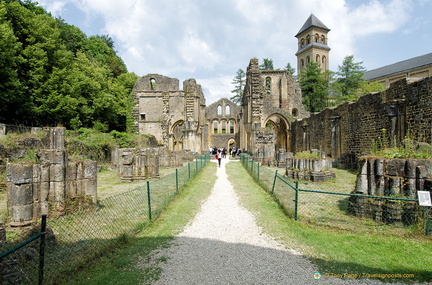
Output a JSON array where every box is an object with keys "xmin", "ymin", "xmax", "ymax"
[
  {"xmin": 150, "ymin": 78, "xmax": 156, "ymax": 90},
  {"xmin": 213, "ymin": 121, "xmax": 219, "ymax": 134},
  {"xmin": 217, "ymin": 105, "xmax": 222, "ymax": 115}
]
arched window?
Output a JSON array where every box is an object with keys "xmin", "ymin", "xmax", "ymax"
[
  {"xmin": 217, "ymin": 105, "xmax": 222, "ymax": 115},
  {"xmin": 315, "ymin": 33, "xmax": 319, "ymax": 43},
  {"xmin": 225, "ymin": 105, "xmax": 230, "ymax": 115},
  {"xmin": 306, "ymin": 35, "xmax": 310, "ymax": 44},
  {"xmin": 306, "ymin": 56, "xmax": 310, "ymax": 64},
  {"xmin": 321, "ymin": 35, "xmax": 326, "ymax": 44},
  {"xmin": 265, "ymin": 77, "xmax": 271, "ymax": 94},
  {"xmin": 300, "ymin": 39, "xmax": 305, "ymax": 47},
  {"xmin": 322, "ymin": 56, "xmax": 327, "ymax": 69},
  {"xmin": 150, "ymin": 78, "xmax": 156, "ymax": 90},
  {"xmin": 316, "ymin": 55, "xmax": 320, "ymax": 64},
  {"xmin": 301, "ymin": 59, "xmax": 304, "ymax": 67},
  {"xmin": 229, "ymin": 119, "xmax": 235, "ymax": 134},
  {"xmin": 213, "ymin": 120, "xmax": 219, "ymax": 134},
  {"xmin": 221, "ymin": 120, "xmax": 227, "ymax": 134}
]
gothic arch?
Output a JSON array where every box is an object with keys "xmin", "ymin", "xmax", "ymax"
[
  {"xmin": 171, "ymin": 120, "xmax": 184, "ymax": 151},
  {"xmin": 264, "ymin": 114, "xmax": 290, "ymax": 152}
]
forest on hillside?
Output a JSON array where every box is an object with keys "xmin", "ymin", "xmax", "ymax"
[{"xmin": 0, "ymin": 0, "xmax": 138, "ymax": 131}]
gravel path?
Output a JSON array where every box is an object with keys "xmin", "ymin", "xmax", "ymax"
[{"xmin": 151, "ymin": 158, "xmax": 392, "ymax": 284}]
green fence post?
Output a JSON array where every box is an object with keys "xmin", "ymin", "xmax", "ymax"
[
  {"xmin": 257, "ymin": 163, "xmax": 260, "ymax": 182},
  {"xmin": 188, "ymin": 163, "xmax": 191, "ymax": 180},
  {"xmin": 176, "ymin": 169, "xmax": 179, "ymax": 192},
  {"xmin": 294, "ymin": 181, "xmax": 299, "ymax": 221},
  {"xmin": 271, "ymin": 170, "xmax": 278, "ymax": 195},
  {"xmin": 251, "ymin": 160, "xmax": 254, "ymax": 177},
  {"xmin": 38, "ymin": 214, "xmax": 47, "ymax": 285},
  {"xmin": 426, "ymin": 207, "xmax": 431, "ymax": 236},
  {"xmin": 147, "ymin": 181, "xmax": 152, "ymax": 221}
]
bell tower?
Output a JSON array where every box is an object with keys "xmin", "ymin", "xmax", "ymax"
[{"xmin": 295, "ymin": 14, "xmax": 331, "ymax": 74}]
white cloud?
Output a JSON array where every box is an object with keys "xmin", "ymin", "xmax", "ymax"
[{"xmin": 38, "ymin": 0, "xmax": 419, "ymax": 104}]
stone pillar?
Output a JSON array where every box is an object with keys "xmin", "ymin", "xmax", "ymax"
[
  {"xmin": 38, "ymin": 149, "xmax": 67, "ymax": 212},
  {"xmin": 83, "ymin": 160, "xmax": 97, "ymax": 203},
  {"xmin": 0, "ymin": 123, "xmax": 5, "ymax": 138},
  {"xmin": 355, "ymin": 159, "xmax": 368, "ymax": 194},
  {"xmin": 6, "ymin": 163, "xmax": 34, "ymax": 226}
]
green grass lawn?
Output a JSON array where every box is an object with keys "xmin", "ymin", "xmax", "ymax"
[{"xmin": 227, "ymin": 161, "xmax": 432, "ymax": 283}]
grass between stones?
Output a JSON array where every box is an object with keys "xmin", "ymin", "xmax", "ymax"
[{"xmin": 226, "ymin": 161, "xmax": 432, "ymax": 283}]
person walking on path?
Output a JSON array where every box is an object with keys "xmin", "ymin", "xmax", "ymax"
[{"xmin": 215, "ymin": 151, "xmax": 221, "ymax": 167}]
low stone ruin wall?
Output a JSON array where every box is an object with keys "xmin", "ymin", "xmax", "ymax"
[
  {"xmin": 285, "ymin": 157, "xmax": 335, "ymax": 182},
  {"xmin": 6, "ymin": 149, "xmax": 97, "ymax": 226},
  {"xmin": 112, "ymin": 147, "xmax": 195, "ymax": 181},
  {"xmin": 113, "ymin": 148, "xmax": 159, "ymax": 181},
  {"xmin": 348, "ymin": 158, "xmax": 430, "ymax": 224}
]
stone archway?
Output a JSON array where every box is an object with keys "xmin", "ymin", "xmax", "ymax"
[
  {"xmin": 264, "ymin": 114, "xmax": 290, "ymax": 152},
  {"xmin": 171, "ymin": 120, "xmax": 184, "ymax": 151},
  {"xmin": 227, "ymin": 138, "xmax": 236, "ymax": 151}
]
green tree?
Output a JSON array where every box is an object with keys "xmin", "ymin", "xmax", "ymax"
[
  {"xmin": 0, "ymin": 2, "xmax": 24, "ymax": 121},
  {"xmin": 333, "ymin": 55, "xmax": 366, "ymax": 97},
  {"xmin": 299, "ymin": 61, "xmax": 329, "ymax": 113},
  {"xmin": 259, "ymin": 58, "xmax": 274, "ymax": 70},
  {"xmin": 284, "ymin": 62, "xmax": 295, "ymax": 75},
  {"xmin": 230, "ymin": 69, "xmax": 245, "ymax": 105}
]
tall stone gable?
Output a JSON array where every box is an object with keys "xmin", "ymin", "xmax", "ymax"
[
  {"xmin": 240, "ymin": 58, "xmax": 309, "ymax": 158},
  {"xmin": 132, "ymin": 74, "xmax": 206, "ymax": 153}
]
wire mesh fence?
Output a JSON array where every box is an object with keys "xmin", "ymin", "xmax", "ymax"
[
  {"xmin": 241, "ymin": 155, "xmax": 431, "ymax": 238},
  {"xmin": 0, "ymin": 154, "xmax": 209, "ymax": 284}
]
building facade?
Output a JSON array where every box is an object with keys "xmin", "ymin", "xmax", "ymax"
[{"xmin": 364, "ymin": 52, "xmax": 432, "ymax": 88}]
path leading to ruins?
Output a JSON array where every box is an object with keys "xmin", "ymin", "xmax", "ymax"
[{"xmin": 152, "ymin": 158, "xmax": 383, "ymax": 285}]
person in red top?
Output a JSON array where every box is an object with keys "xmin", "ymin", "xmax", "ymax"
[{"xmin": 215, "ymin": 152, "xmax": 221, "ymax": 167}]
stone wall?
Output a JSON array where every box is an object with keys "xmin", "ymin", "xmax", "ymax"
[
  {"xmin": 290, "ymin": 77, "xmax": 432, "ymax": 167},
  {"xmin": 6, "ymin": 150, "xmax": 97, "ymax": 226}
]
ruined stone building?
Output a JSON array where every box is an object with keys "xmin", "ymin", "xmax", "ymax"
[
  {"xmin": 131, "ymin": 14, "xmax": 320, "ymax": 157},
  {"xmin": 132, "ymin": 74, "xmax": 207, "ymax": 153},
  {"xmin": 240, "ymin": 59, "xmax": 309, "ymax": 159}
]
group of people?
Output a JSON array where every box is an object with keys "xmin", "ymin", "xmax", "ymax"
[{"xmin": 210, "ymin": 147, "xmax": 243, "ymax": 167}]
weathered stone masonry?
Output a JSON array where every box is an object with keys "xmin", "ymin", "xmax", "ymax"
[{"xmin": 291, "ymin": 77, "xmax": 432, "ymax": 166}]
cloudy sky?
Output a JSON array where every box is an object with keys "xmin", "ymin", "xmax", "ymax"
[{"xmin": 38, "ymin": 0, "xmax": 432, "ymax": 104}]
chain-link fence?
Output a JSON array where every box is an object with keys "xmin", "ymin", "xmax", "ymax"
[
  {"xmin": 0, "ymin": 154, "xmax": 209, "ymax": 284},
  {"xmin": 241, "ymin": 155, "xmax": 431, "ymax": 238}
]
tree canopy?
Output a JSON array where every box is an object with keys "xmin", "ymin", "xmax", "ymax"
[
  {"xmin": 299, "ymin": 61, "xmax": 329, "ymax": 113},
  {"xmin": 0, "ymin": 0, "xmax": 137, "ymax": 131}
]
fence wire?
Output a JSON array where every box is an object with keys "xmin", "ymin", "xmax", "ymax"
[
  {"xmin": 241, "ymin": 155, "xmax": 431, "ymax": 238},
  {"xmin": 0, "ymin": 155, "xmax": 209, "ymax": 284}
]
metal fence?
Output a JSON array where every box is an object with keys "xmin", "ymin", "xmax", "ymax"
[
  {"xmin": 241, "ymin": 155, "xmax": 431, "ymax": 237},
  {"xmin": 0, "ymin": 155, "xmax": 210, "ymax": 284}
]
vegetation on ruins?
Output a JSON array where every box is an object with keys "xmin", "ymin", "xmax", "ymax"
[
  {"xmin": 370, "ymin": 129, "xmax": 432, "ymax": 159},
  {"xmin": 0, "ymin": 0, "xmax": 138, "ymax": 131},
  {"xmin": 259, "ymin": 58, "xmax": 274, "ymax": 70},
  {"xmin": 66, "ymin": 128, "xmax": 157, "ymax": 161}
]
